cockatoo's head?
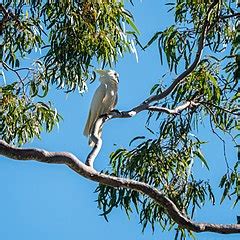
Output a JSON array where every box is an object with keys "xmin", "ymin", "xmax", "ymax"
[{"xmin": 95, "ymin": 69, "xmax": 119, "ymax": 84}]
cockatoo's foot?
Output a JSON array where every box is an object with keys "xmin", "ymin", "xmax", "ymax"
[
  {"xmin": 99, "ymin": 113, "xmax": 109, "ymax": 118},
  {"xmin": 110, "ymin": 109, "xmax": 122, "ymax": 117},
  {"xmin": 99, "ymin": 110, "xmax": 121, "ymax": 119},
  {"xmin": 111, "ymin": 109, "xmax": 121, "ymax": 114}
]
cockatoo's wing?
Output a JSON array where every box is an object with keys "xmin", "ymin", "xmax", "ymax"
[
  {"xmin": 83, "ymin": 83, "xmax": 107, "ymax": 138},
  {"xmin": 113, "ymin": 92, "xmax": 118, "ymax": 108}
]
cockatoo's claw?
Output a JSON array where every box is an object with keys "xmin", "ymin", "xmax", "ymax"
[
  {"xmin": 111, "ymin": 109, "xmax": 121, "ymax": 113},
  {"xmin": 99, "ymin": 113, "xmax": 109, "ymax": 118},
  {"xmin": 110, "ymin": 109, "xmax": 122, "ymax": 116}
]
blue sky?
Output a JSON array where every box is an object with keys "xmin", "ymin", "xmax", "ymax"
[{"xmin": 0, "ymin": 1, "xmax": 239, "ymax": 240}]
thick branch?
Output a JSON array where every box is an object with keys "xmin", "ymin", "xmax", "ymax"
[
  {"xmin": 2, "ymin": 0, "xmax": 238, "ymax": 235},
  {"xmin": 0, "ymin": 140, "xmax": 239, "ymax": 234}
]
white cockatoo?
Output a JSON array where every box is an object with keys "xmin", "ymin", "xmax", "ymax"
[{"xmin": 83, "ymin": 69, "xmax": 119, "ymax": 146}]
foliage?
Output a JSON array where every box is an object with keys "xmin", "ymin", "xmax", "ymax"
[
  {"xmin": 1, "ymin": 0, "xmax": 138, "ymax": 144},
  {"xmin": 96, "ymin": 0, "xmax": 239, "ymax": 239},
  {"xmin": 1, "ymin": 82, "xmax": 61, "ymax": 145},
  {"xmin": 96, "ymin": 138, "xmax": 215, "ymax": 234},
  {"xmin": 1, "ymin": 0, "xmax": 240, "ymax": 239}
]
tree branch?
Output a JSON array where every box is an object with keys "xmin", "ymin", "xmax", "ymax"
[
  {"xmin": 0, "ymin": 140, "xmax": 239, "ymax": 234},
  {"xmin": 87, "ymin": 0, "xmax": 219, "ymax": 153},
  {"xmin": 147, "ymin": 101, "xmax": 199, "ymax": 115},
  {"xmin": 2, "ymin": 0, "xmax": 238, "ymax": 235},
  {"xmin": 85, "ymin": 99, "xmax": 200, "ymax": 167},
  {"xmin": 85, "ymin": 115, "xmax": 106, "ymax": 167},
  {"xmin": 2, "ymin": 62, "xmax": 23, "ymax": 84},
  {"xmin": 220, "ymin": 13, "xmax": 240, "ymax": 19}
]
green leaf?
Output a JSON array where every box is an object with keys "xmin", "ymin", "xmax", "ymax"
[
  {"xmin": 129, "ymin": 136, "xmax": 146, "ymax": 146},
  {"xmin": 219, "ymin": 174, "xmax": 227, "ymax": 188},
  {"xmin": 125, "ymin": 17, "xmax": 140, "ymax": 35},
  {"xmin": 194, "ymin": 149, "xmax": 209, "ymax": 170},
  {"xmin": 144, "ymin": 32, "xmax": 162, "ymax": 50},
  {"xmin": 150, "ymin": 84, "xmax": 159, "ymax": 95}
]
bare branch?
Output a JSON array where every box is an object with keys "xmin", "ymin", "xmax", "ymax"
[
  {"xmin": 209, "ymin": 116, "xmax": 232, "ymax": 174},
  {"xmin": 0, "ymin": 140, "xmax": 239, "ymax": 234},
  {"xmin": 85, "ymin": 115, "xmax": 107, "ymax": 167},
  {"xmin": 147, "ymin": 101, "xmax": 199, "ymax": 115}
]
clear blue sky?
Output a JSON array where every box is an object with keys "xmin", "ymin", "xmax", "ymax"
[{"xmin": 0, "ymin": 1, "xmax": 239, "ymax": 240}]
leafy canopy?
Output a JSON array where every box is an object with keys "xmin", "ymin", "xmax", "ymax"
[
  {"xmin": 96, "ymin": 0, "xmax": 239, "ymax": 238},
  {"xmin": 1, "ymin": 0, "xmax": 239, "ymax": 239},
  {"xmin": 1, "ymin": 0, "xmax": 137, "ymax": 144}
]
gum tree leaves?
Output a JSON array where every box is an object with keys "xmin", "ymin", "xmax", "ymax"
[
  {"xmin": 96, "ymin": 1, "xmax": 239, "ymax": 239},
  {"xmin": 1, "ymin": 0, "xmax": 139, "ymax": 145}
]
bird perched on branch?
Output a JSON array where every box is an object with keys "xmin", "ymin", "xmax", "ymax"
[{"xmin": 83, "ymin": 69, "xmax": 119, "ymax": 147}]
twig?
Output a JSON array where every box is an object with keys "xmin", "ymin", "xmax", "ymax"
[
  {"xmin": 2, "ymin": 62, "xmax": 23, "ymax": 84},
  {"xmin": 209, "ymin": 115, "xmax": 232, "ymax": 174},
  {"xmin": 147, "ymin": 101, "xmax": 199, "ymax": 115},
  {"xmin": 200, "ymin": 101, "xmax": 240, "ymax": 116}
]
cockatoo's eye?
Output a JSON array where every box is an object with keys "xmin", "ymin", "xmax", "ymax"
[{"xmin": 114, "ymin": 72, "xmax": 119, "ymax": 82}]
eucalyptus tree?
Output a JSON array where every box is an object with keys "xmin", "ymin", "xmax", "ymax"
[{"xmin": 0, "ymin": 0, "xmax": 239, "ymax": 239}]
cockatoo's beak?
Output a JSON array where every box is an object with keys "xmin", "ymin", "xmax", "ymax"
[{"xmin": 95, "ymin": 69, "xmax": 107, "ymax": 76}]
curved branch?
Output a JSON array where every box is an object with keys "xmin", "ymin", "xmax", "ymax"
[
  {"xmin": 2, "ymin": 0, "xmax": 238, "ymax": 235},
  {"xmin": 85, "ymin": 115, "xmax": 106, "ymax": 167},
  {"xmin": 2, "ymin": 62, "xmax": 23, "ymax": 83},
  {"xmin": 0, "ymin": 140, "xmax": 239, "ymax": 234},
  {"xmin": 87, "ymin": 0, "xmax": 219, "ymax": 152},
  {"xmin": 87, "ymin": 99, "xmax": 201, "ymax": 166}
]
